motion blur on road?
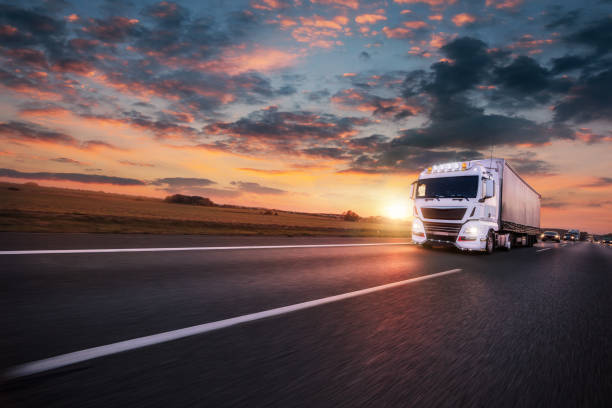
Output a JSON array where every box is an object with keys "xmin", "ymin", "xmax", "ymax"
[{"xmin": 1, "ymin": 233, "xmax": 611, "ymax": 407}]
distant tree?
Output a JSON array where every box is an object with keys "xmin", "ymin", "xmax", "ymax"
[
  {"xmin": 343, "ymin": 210, "xmax": 360, "ymax": 222},
  {"xmin": 164, "ymin": 194, "xmax": 216, "ymax": 206}
]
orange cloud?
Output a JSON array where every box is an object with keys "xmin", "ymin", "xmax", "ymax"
[
  {"xmin": 0, "ymin": 24, "xmax": 18, "ymax": 36},
  {"xmin": 394, "ymin": 0, "xmax": 456, "ymax": 6},
  {"xmin": 452, "ymin": 13, "xmax": 476, "ymax": 26},
  {"xmin": 65, "ymin": 13, "xmax": 79, "ymax": 22},
  {"xmin": 486, "ymin": 0, "xmax": 523, "ymax": 10},
  {"xmin": 382, "ymin": 26, "xmax": 412, "ymax": 39},
  {"xmin": 355, "ymin": 14, "xmax": 387, "ymax": 24},
  {"xmin": 428, "ymin": 14, "xmax": 443, "ymax": 21},
  {"xmin": 403, "ymin": 21, "xmax": 429, "ymax": 29},
  {"xmin": 310, "ymin": 0, "xmax": 359, "ymax": 9},
  {"xmin": 251, "ymin": 0, "xmax": 289, "ymax": 10},
  {"xmin": 507, "ymin": 35, "xmax": 554, "ymax": 49},
  {"xmin": 299, "ymin": 15, "xmax": 348, "ymax": 30}
]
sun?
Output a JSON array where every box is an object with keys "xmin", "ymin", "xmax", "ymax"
[{"xmin": 385, "ymin": 201, "xmax": 409, "ymax": 220}]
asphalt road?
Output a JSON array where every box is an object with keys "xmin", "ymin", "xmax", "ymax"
[{"xmin": 1, "ymin": 233, "xmax": 611, "ymax": 407}]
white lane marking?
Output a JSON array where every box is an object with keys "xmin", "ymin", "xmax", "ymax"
[
  {"xmin": 0, "ymin": 242, "xmax": 413, "ymax": 256},
  {"xmin": 3, "ymin": 268, "xmax": 461, "ymax": 379},
  {"xmin": 536, "ymin": 248, "xmax": 552, "ymax": 253}
]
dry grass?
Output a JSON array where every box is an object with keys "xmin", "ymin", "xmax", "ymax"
[{"xmin": 0, "ymin": 182, "xmax": 411, "ymax": 236}]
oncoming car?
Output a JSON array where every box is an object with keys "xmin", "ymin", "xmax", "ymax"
[{"xmin": 541, "ymin": 231, "xmax": 561, "ymax": 242}]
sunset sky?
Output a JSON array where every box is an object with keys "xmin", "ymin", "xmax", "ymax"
[{"xmin": 1, "ymin": 0, "xmax": 611, "ymax": 233}]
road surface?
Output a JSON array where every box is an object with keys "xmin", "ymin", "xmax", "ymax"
[{"xmin": 1, "ymin": 233, "xmax": 611, "ymax": 407}]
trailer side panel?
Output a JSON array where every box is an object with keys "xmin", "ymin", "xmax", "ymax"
[{"xmin": 501, "ymin": 162, "xmax": 540, "ymax": 231}]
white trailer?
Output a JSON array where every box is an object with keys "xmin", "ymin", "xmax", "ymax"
[{"xmin": 410, "ymin": 158, "xmax": 541, "ymax": 253}]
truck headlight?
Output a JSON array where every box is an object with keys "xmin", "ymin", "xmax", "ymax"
[
  {"xmin": 458, "ymin": 223, "xmax": 479, "ymax": 241},
  {"xmin": 465, "ymin": 225, "xmax": 478, "ymax": 236},
  {"xmin": 412, "ymin": 218, "xmax": 425, "ymax": 237}
]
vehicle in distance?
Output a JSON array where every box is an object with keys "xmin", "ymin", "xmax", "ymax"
[
  {"xmin": 541, "ymin": 231, "xmax": 561, "ymax": 242},
  {"xmin": 563, "ymin": 229, "xmax": 579, "ymax": 241},
  {"xmin": 410, "ymin": 158, "xmax": 541, "ymax": 254}
]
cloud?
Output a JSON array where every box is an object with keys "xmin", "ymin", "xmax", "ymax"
[
  {"xmin": 341, "ymin": 147, "xmax": 484, "ymax": 174},
  {"xmin": 231, "ymin": 181, "xmax": 286, "ymax": 194},
  {"xmin": 579, "ymin": 177, "xmax": 612, "ymax": 188},
  {"xmin": 51, "ymin": 157, "xmax": 84, "ymax": 165},
  {"xmin": 394, "ymin": 98, "xmax": 574, "ymax": 148},
  {"xmin": 0, "ymin": 168, "xmax": 145, "ymax": 185},
  {"xmin": 355, "ymin": 14, "xmax": 386, "ymax": 25},
  {"xmin": 553, "ymin": 68, "xmax": 612, "ymax": 123},
  {"xmin": 545, "ymin": 9, "xmax": 581, "ymax": 30},
  {"xmin": 204, "ymin": 106, "xmax": 370, "ymax": 154},
  {"xmin": 505, "ymin": 152, "xmax": 555, "ymax": 175},
  {"xmin": 118, "ymin": 160, "xmax": 155, "ymax": 167},
  {"xmin": 152, "ymin": 177, "xmax": 217, "ymax": 187},
  {"xmin": 541, "ymin": 197, "xmax": 568, "ymax": 208},
  {"xmin": 310, "ymin": 0, "xmax": 359, "ymax": 9},
  {"xmin": 141, "ymin": 1, "xmax": 189, "ymax": 27},
  {"xmin": 451, "ymin": 13, "xmax": 476, "ymax": 27},
  {"xmin": 331, "ymin": 88, "xmax": 420, "ymax": 120},
  {"xmin": 0, "ymin": 120, "xmax": 76, "ymax": 145}
]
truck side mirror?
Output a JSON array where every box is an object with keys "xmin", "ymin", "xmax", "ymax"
[
  {"xmin": 485, "ymin": 179, "xmax": 495, "ymax": 199},
  {"xmin": 409, "ymin": 181, "xmax": 416, "ymax": 199}
]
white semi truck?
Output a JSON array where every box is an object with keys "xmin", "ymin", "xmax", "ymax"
[{"xmin": 410, "ymin": 158, "xmax": 541, "ymax": 253}]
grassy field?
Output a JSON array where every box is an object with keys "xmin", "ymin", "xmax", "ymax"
[{"xmin": 0, "ymin": 182, "xmax": 411, "ymax": 236}]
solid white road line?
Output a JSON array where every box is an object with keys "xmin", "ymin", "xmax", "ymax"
[
  {"xmin": 536, "ymin": 248, "xmax": 552, "ymax": 253},
  {"xmin": 3, "ymin": 268, "xmax": 461, "ymax": 379},
  {"xmin": 0, "ymin": 242, "xmax": 413, "ymax": 256}
]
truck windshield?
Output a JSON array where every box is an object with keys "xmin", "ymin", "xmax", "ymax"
[{"xmin": 416, "ymin": 176, "xmax": 479, "ymax": 199}]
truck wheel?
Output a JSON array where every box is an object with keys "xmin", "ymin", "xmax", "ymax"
[{"xmin": 485, "ymin": 231, "xmax": 494, "ymax": 254}]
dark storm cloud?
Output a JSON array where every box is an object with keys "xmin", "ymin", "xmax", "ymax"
[
  {"xmin": 205, "ymin": 107, "xmax": 370, "ymax": 145},
  {"xmin": 151, "ymin": 177, "xmax": 216, "ymax": 187},
  {"xmin": 545, "ymin": 9, "xmax": 581, "ymax": 30},
  {"xmin": 231, "ymin": 181, "xmax": 286, "ymax": 195},
  {"xmin": 564, "ymin": 16, "xmax": 612, "ymax": 55},
  {"xmin": 425, "ymin": 37, "xmax": 496, "ymax": 97},
  {"xmin": 0, "ymin": 120, "xmax": 77, "ymax": 145},
  {"xmin": 553, "ymin": 68, "xmax": 612, "ymax": 123},
  {"xmin": 0, "ymin": 168, "xmax": 145, "ymax": 185},
  {"xmin": 393, "ymin": 97, "xmax": 574, "ymax": 149}
]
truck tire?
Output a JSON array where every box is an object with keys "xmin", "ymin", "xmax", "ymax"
[{"xmin": 485, "ymin": 231, "xmax": 494, "ymax": 254}]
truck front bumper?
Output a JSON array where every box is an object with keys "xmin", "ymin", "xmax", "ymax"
[{"xmin": 412, "ymin": 234, "xmax": 487, "ymax": 251}]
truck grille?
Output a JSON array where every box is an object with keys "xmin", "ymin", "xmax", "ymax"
[
  {"xmin": 421, "ymin": 207, "xmax": 466, "ymax": 220},
  {"xmin": 423, "ymin": 221, "xmax": 462, "ymax": 242}
]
